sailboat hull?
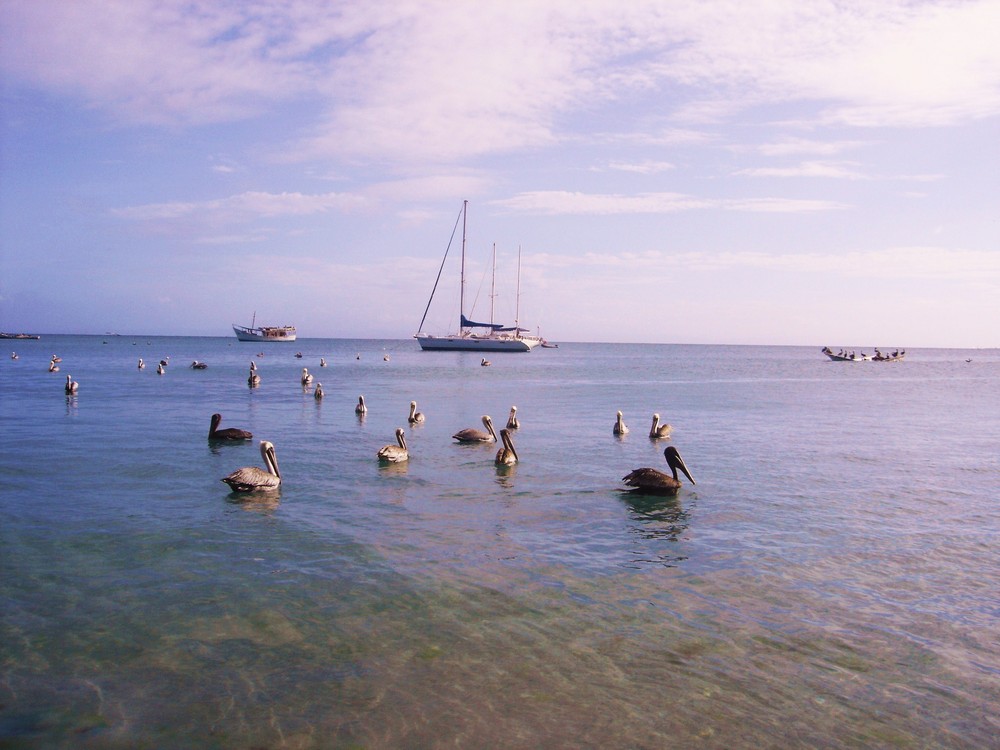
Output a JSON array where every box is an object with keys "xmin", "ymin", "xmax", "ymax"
[{"xmin": 415, "ymin": 333, "xmax": 540, "ymax": 352}]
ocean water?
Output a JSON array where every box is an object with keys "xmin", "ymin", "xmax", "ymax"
[{"xmin": 1, "ymin": 335, "xmax": 998, "ymax": 749}]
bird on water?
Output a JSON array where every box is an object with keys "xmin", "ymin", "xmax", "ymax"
[
  {"xmin": 377, "ymin": 428, "xmax": 409, "ymax": 463},
  {"xmin": 452, "ymin": 415, "xmax": 497, "ymax": 443},
  {"xmin": 208, "ymin": 413, "xmax": 252, "ymax": 441},
  {"xmin": 648, "ymin": 413, "xmax": 672, "ymax": 439},
  {"xmin": 621, "ymin": 446, "xmax": 695, "ymax": 495},
  {"xmin": 495, "ymin": 429, "xmax": 519, "ymax": 466},
  {"xmin": 221, "ymin": 441, "xmax": 281, "ymax": 493}
]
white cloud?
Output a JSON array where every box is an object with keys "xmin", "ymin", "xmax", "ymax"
[
  {"xmin": 113, "ymin": 191, "xmax": 366, "ymax": 222},
  {"xmin": 492, "ymin": 191, "xmax": 845, "ymax": 215}
]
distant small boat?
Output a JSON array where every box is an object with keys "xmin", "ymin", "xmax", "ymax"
[
  {"xmin": 821, "ymin": 346, "xmax": 904, "ymax": 362},
  {"xmin": 233, "ymin": 312, "xmax": 296, "ymax": 343},
  {"xmin": 0, "ymin": 332, "xmax": 40, "ymax": 340}
]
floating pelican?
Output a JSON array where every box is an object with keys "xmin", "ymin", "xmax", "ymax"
[
  {"xmin": 614, "ymin": 410, "xmax": 629, "ymax": 436},
  {"xmin": 50, "ymin": 355, "xmax": 62, "ymax": 363},
  {"xmin": 48, "ymin": 360, "xmax": 60, "ymax": 372},
  {"xmin": 250, "ymin": 360, "xmax": 257, "ymax": 371},
  {"xmin": 622, "ymin": 446, "xmax": 695, "ymax": 495},
  {"xmin": 506, "ymin": 406, "xmax": 520, "ymax": 430},
  {"xmin": 383, "ymin": 354, "xmax": 390, "ymax": 361},
  {"xmin": 453, "ymin": 415, "xmax": 497, "ymax": 443},
  {"xmin": 355, "ymin": 395, "xmax": 367, "ymax": 415},
  {"xmin": 221, "ymin": 440, "xmax": 281, "ymax": 493},
  {"xmin": 11, "ymin": 352, "xmax": 18, "ymax": 360},
  {"xmin": 377, "ymin": 428, "xmax": 408, "ymax": 463},
  {"xmin": 481, "ymin": 358, "xmax": 491, "ymax": 367},
  {"xmin": 157, "ymin": 362, "xmax": 165, "ymax": 375},
  {"xmin": 248, "ymin": 364, "xmax": 261, "ymax": 388},
  {"xmin": 159, "ymin": 358, "xmax": 169, "ymax": 367},
  {"xmin": 314, "ymin": 383, "xmax": 324, "ymax": 400},
  {"xmin": 208, "ymin": 412, "xmax": 252, "ymax": 441},
  {"xmin": 64, "ymin": 374, "xmax": 79, "ymax": 394},
  {"xmin": 649, "ymin": 413, "xmax": 672, "ymax": 439},
  {"xmin": 137, "ymin": 358, "xmax": 145, "ymax": 370},
  {"xmin": 191, "ymin": 360, "xmax": 208, "ymax": 369},
  {"xmin": 408, "ymin": 400, "xmax": 425, "ymax": 425},
  {"xmin": 495, "ymin": 429, "xmax": 519, "ymax": 466},
  {"xmin": 320, "ymin": 357, "xmax": 327, "ymax": 367},
  {"xmin": 295, "ymin": 351, "xmax": 303, "ymax": 358},
  {"xmin": 301, "ymin": 368, "xmax": 313, "ymax": 385}
]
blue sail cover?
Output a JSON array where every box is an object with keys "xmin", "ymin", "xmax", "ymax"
[{"xmin": 461, "ymin": 314, "xmax": 504, "ymax": 330}]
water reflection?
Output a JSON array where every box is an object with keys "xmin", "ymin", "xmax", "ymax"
[
  {"xmin": 226, "ymin": 492, "xmax": 280, "ymax": 514},
  {"xmin": 620, "ymin": 490, "xmax": 690, "ymax": 542}
]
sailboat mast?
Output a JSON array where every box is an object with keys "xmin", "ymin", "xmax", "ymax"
[
  {"xmin": 490, "ymin": 243, "xmax": 497, "ymax": 327},
  {"xmin": 514, "ymin": 246, "xmax": 522, "ymax": 335},
  {"xmin": 459, "ymin": 200, "xmax": 468, "ymax": 334}
]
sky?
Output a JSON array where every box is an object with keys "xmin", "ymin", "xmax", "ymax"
[{"xmin": 2, "ymin": 0, "xmax": 999, "ymax": 347}]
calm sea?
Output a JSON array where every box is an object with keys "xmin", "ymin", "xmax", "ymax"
[{"xmin": 2, "ymin": 335, "xmax": 998, "ymax": 749}]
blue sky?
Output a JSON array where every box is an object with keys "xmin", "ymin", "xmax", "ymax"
[{"xmin": 2, "ymin": 0, "xmax": 998, "ymax": 346}]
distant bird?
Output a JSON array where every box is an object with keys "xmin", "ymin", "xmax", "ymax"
[
  {"xmin": 355, "ymin": 395, "xmax": 367, "ymax": 415},
  {"xmin": 159, "ymin": 358, "xmax": 169, "ymax": 367},
  {"xmin": 377, "ymin": 428, "xmax": 409, "ymax": 463},
  {"xmin": 408, "ymin": 400, "xmax": 425, "ymax": 425},
  {"xmin": 156, "ymin": 363, "xmax": 165, "ymax": 375},
  {"xmin": 248, "ymin": 364, "xmax": 261, "ymax": 388},
  {"xmin": 301, "ymin": 368, "xmax": 313, "ymax": 385},
  {"xmin": 314, "ymin": 383, "xmax": 324, "ymax": 400},
  {"xmin": 614, "ymin": 410, "xmax": 629, "ymax": 436},
  {"xmin": 221, "ymin": 440, "xmax": 281, "ymax": 493},
  {"xmin": 48, "ymin": 360, "xmax": 60, "ymax": 372},
  {"xmin": 320, "ymin": 357, "xmax": 327, "ymax": 367},
  {"xmin": 295, "ymin": 351, "xmax": 303, "ymax": 359},
  {"xmin": 383, "ymin": 354, "xmax": 390, "ymax": 361},
  {"xmin": 64, "ymin": 374, "xmax": 79, "ymax": 394},
  {"xmin": 622, "ymin": 446, "xmax": 696, "ymax": 496},
  {"xmin": 191, "ymin": 360, "xmax": 208, "ymax": 369},
  {"xmin": 356, "ymin": 353, "xmax": 361, "ymax": 360},
  {"xmin": 137, "ymin": 358, "xmax": 145, "ymax": 370},
  {"xmin": 453, "ymin": 415, "xmax": 497, "ymax": 443},
  {"xmin": 50, "ymin": 355, "xmax": 62, "ymax": 363},
  {"xmin": 649, "ymin": 413, "xmax": 672, "ymax": 439},
  {"xmin": 11, "ymin": 352, "xmax": 18, "ymax": 360},
  {"xmin": 495, "ymin": 429, "xmax": 519, "ymax": 466},
  {"xmin": 250, "ymin": 360, "xmax": 257, "ymax": 371},
  {"xmin": 208, "ymin": 413, "xmax": 252, "ymax": 441},
  {"xmin": 506, "ymin": 405, "xmax": 520, "ymax": 430},
  {"xmin": 481, "ymin": 358, "xmax": 491, "ymax": 367}
]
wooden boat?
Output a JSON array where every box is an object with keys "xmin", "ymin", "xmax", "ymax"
[
  {"xmin": 233, "ymin": 312, "xmax": 296, "ymax": 343},
  {"xmin": 821, "ymin": 347, "xmax": 904, "ymax": 362}
]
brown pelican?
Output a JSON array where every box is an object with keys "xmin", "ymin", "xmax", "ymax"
[
  {"xmin": 48, "ymin": 360, "xmax": 60, "ymax": 372},
  {"xmin": 301, "ymin": 368, "xmax": 313, "ymax": 385},
  {"xmin": 377, "ymin": 428, "xmax": 408, "ymax": 463},
  {"xmin": 481, "ymin": 358, "xmax": 491, "ymax": 367},
  {"xmin": 506, "ymin": 406, "xmax": 519, "ymax": 430},
  {"xmin": 383, "ymin": 354, "xmax": 390, "ymax": 361},
  {"xmin": 453, "ymin": 415, "xmax": 497, "ymax": 443},
  {"xmin": 159, "ymin": 358, "xmax": 169, "ymax": 367},
  {"xmin": 314, "ymin": 383, "xmax": 324, "ymax": 400},
  {"xmin": 248, "ymin": 364, "xmax": 261, "ymax": 388},
  {"xmin": 10, "ymin": 352, "xmax": 17, "ymax": 360},
  {"xmin": 208, "ymin": 413, "xmax": 252, "ymax": 441},
  {"xmin": 64, "ymin": 374, "xmax": 79, "ymax": 394},
  {"xmin": 622, "ymin": 446, "xmax": 695, "ymax": 495},
  {"xmin": 137, "ymin": 358, "xmax": 145, "ymax": 370},
  {"xmin": 614, "ymin": 410, "xmax": 629, "ymax": 436},
  {"xmin": 156, "ymin": 362, "xmax": 165, "ymax": 375},
  {"xmin": 50, "ymin": 355, "xmax": 62, "ymax": 363},
  {"xmin": 408, "ymin": 400, "xmax": 425, "ymax": 425},
  {"xmin": 191, "ymin": 360, "xmax": 208, "ymax": 369},
  {"xmin": 320, "ymin": 357, "xmax": 327, "ymax": 367},
  {"xmin": 221, "ymin": 440, "xmax": 281, "ymax": 493},
  {"xmin": 355, "ymin": 395, "xmax": 367, "ymax": 415},
  {"xmin": 494, "ymin": 429, "xmax": 519, "ymax": 466},
  {"xmin": 649, "ymin": 413, "xmax": 672, "ymax": 439}
]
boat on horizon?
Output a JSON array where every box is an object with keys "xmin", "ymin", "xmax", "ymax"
[
  {"xmin": 414, "ymin": 201, "xmax": 542, "ymax": 353},
  {"xmin": 0, "ymin": 332, "xmax": 40, "ymax": 340},
  {"xmin": 821, "ymin": 346, "xmax": 905, "ymax": 362},
  {"xmin": 233, "ymin": 313, "xmax": 296, "ymax": 343}
]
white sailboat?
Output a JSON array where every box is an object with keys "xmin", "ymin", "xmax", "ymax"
[{"xmin": 414, "ymin": 201, "xmax": 542, "ymax": 352}]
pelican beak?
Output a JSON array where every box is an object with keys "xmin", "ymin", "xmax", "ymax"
[{"xmin": 667, "ymin": 447, "xmax": 696, "ymax": 485}]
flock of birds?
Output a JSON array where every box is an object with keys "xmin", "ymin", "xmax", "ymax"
[{"xmin": 27, "ymin": 349, "xmax": 697, "ymax": 499}]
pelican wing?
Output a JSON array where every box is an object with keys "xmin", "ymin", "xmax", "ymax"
[{"xmin": 222, "ymin": 467, "xmax": 280, "ymax": 493}]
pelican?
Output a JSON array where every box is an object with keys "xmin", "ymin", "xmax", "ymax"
[
  {"xmin": 221, "ymin": 440, "xmax": 281, "ymax": 493},
  {"xmin": 377, "ymin": 428, "xmax": 408, "ymax": 463},
  {"xmin": 314, "ymin": 383, "xmax": 324, "ymax": 400},
  {"xmin": 159, "ymin": 358, "xmax": 169, "ymax": 367},
  {"xmin": 649, "ymin": 413, "xmax": 672, "ymax": 439},
  {"xmin": 408, "ymin": 400, "xmax": 425, "ymax": 425},
  {"xmin": 614, "ymin": 410, "xmax": 629, "ymax": 436},
  {"xmin": 506, "ymin": 406, "xmax": 520, "ymax": 430},
  {"xmin": 157, "ymin": 362, "xmax": 165, "ymax": 375},
  {"xmin": 622, "ymin": 446, "xmax": 696, "ymax": 495},
  {"xmin": 208, "ymin": 413, "xmax": 252, "ymax": 441},
  {"xmin": 248, "ymin": 365, "xmax": 261, "ymax": 388},
  {"xmin": 50, "ymin": 355, "xmax": 62, "ymax": 363},
  {"xmin": 320, "ymin": 357, "xmax": 327, "ymax": 367},
  {"xmin": 494, "ymin": 429, "xmax": 519, "ymax": 466},
  {"xmin": 191, "ymin": 360, "xmax": 208, "ymax": 369},
  {"xmin": 137, "ymin": 358, "xmax": 145, "ymax": 370},
  {"xmin": 250, "ymin": 360, "xmax": 257, "ymax": 371},
  {"xmin": 64, "ymin": 374, "xmax": 79, "ymax": 394},
  {"xmin": 453, "ymin": 415, "xmax": 497, "ymax": 443},
  {"xmin": 11, "ymin": 352, "xmax": 18, "ymax": 360},
  {"xmin": 383, "ymin": 354, "xmax": 390, "ymax": 361},
  {"xmin": 48, "ymin": 360, "xmax": 60, "ymax": 372},
  {"xmin": 301, "ymin": 368, "xmax": 313, "ymax": 385},
  {"xmin": 481, "ymin": 358, "xmax": 491, "ymax": 367},
  {"xmin": 355, "ymin": 395, "xmax": 367, "ymax": 415}
]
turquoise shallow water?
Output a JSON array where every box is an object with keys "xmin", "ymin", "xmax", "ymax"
[{"xmin": 2, "ymin": 335, "xmax": 999, "ymax": 748}]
